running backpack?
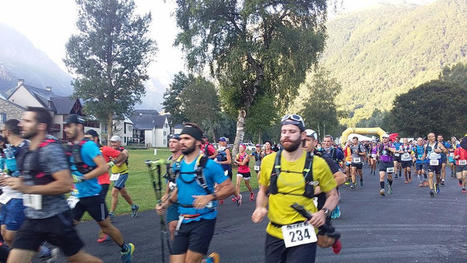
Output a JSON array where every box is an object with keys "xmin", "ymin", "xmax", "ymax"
[
  {"xmin": 173, "ymin": 154, "xmax": 211, "ymax": 194},
  {"xmin": 65, "ymin": 138, "xmax": 96, "ymax": 175},
  {"xmin": 269, "ymin": 150, "xmax": 315, "ymax": 198},
  {"xmin": 17, "ymin": 138, "xmax": 58, "ymax": 185}
]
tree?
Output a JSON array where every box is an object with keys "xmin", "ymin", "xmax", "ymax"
[
  {"xmin": 162, "ymin": 72, "xmax": 193, "ymax": 129},
  {"xmin": 439, "ymin": 62, "xmax": 467, "ymax": 89},
  {"xmin": 174, "ymin": 0, "xmax": 328, "ymax": 156},
  {"xmin": 64, "ymin": 0, "xmax": 156, "ymax": 141},
  {"xmin": 300, "ymin": 68, "xmax": 342, "ymax": 139},
  {"xmin": 179, "ymin": 77, "xmax": 221, "ymax": 140},
  {"xmin": 389, "ymin": 80, "xmax": 466, "ymax": 138},
  {"xmin": 245, "ymin": 95, "xmax": 279, "ymax": 144}
]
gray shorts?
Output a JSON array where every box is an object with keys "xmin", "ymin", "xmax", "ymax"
[
  {"xmin": 113, "ymin": 173, "xmax": 129, "ymax": 190},
  {"xmin": 456, "ymin": 165, "xmax": 467, "ymax": 173}
]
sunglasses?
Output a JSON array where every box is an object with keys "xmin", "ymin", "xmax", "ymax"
[
  {"xmin": 281, "ymin": 114, "xmax": 305, "ymax": 127},
  {"xmin": 168, "ymin": 134, "xmax": 180, "ymax": 140},
  {"xmin": 305, "ymin": 129, "xmax": 318, "ymax": 140}
]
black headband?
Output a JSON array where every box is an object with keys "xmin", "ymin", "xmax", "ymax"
[{"xmin": 181, "ymin": 125, "xmax": 203, "ymax": 141}]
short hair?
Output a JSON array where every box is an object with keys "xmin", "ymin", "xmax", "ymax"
[
  {"xmin": 26, "ymin": 107, "xmax": 53, "ymax": 133},
  {"xmin": 352, "ymin": 136, "xmax": 359, "ymax": 140},
  {"xmin": 4, "ymin": 119, "xmax": 20, "ymax": 135},
  {"xmin": 324, "ymin": 135, "xmax": 334, "ymax": 141}
]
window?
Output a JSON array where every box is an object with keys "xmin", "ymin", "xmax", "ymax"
[
  {"xmin": 163, "ymin": 139, "xmax": 166, "ymax": 145},
  {"xmin": 124, "ymin": 123, "xmax": 127, "ymax": 134},
  {"xmin": 163, "ymin": 131, "xmax": 166, "ymax": 136},
  {"xmin": 0, "ymin": 113, "xmax": 6, "ymax": 124}
]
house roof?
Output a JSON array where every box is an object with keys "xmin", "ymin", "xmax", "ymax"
[
  {"xmin": 50, "ymin": 96, "xmax": 79, "ymax": 115},
  {"xmin": 0, "ymin": 97, "xmax": 26, "ymax": 110},
  {"xmin": 130, "ymin": 109, "xmax": 166, "ymax": 130}
]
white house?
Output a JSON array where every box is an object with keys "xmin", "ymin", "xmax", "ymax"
[{"xmin": 130, "ymin": 110, "xmax": 170, "ymax": 148}]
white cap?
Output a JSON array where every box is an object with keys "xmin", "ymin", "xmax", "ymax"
[
  {"xmin": 382, "ymin": 134, "xmax": 389, "ymax": 138},
  {"xmin": 110, "ymin": 135, "xmax": 121, "ymax": 142}
]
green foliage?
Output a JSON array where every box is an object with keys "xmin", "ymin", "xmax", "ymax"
[
  {"xmin": 322, "ymin": 0, "xmax": 467, "ymax": 126},
  {"xmin": 245, "ymin": 94, "xmax": 280, "ymax": 143},
  {"xmin": 439, "ymin": 62, "xmax": 467, "ymax": 88},
  {"xmin": 300, "ymin": 68, "xmax": 342, "ymax": 138},
  {"xmin": 64, "ymin": 0, "xmax": 156, "ymax": 137},
  {"xmin": 162, "ymin": 72, "xmax": 193, "ymax": 127},
  {"xmin": 389, "ymin": 80, "xmax": 467, "ymax": 138},
  {"xmin": 356, "ymin": 109, "xmax": 391, "ymax": 131}
]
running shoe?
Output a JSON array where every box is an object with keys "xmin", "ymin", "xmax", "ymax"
[
  {"xmin": 97, "ymin": 234, "xmax": 111, "ymax": 243},
  {"xmin": 387, "ymin": 184, "xmax": 392, "ymax": 195},
  {"xmin": 39, "ymin": 247, "xmax": 58, "ymax": 263},
  {"xmin": 219, "ymin": 199, "xmax": 224, "ymax": 205},
  {"xmin": 131, "ymin": 205, "xmax": 139, "ymax": 218},
  {"xmin": 379, "ymin": 189, "xmax": 385, "ymax": 196},
  {"xmin": 429, "ymin": 190, "xmax": 434, "ymax": 197},
  {"xmin": 462, "ymin": 188, "xmax": 466, "ymax": 193},
  {"xmin": 404, "ymin": 180, "xmax": 408, "ymax": 184},
  {"xmin": 121, "ymin": 242, "xmax": 135, "ymax": 263},
  {"xmin": 435, "ymin": 184, "xmax": 440, "ymax": 194},
  {"xmin": 249, "ymin": 192, "xmax": 255, "ymax": 201},
  {"xmin": 236, "ymin": 194, "xmax": 242, "ymax": 206},
  {"xmin": 440, "ymin": 179, "xmax": 445, "ymax": 186},
  {"xmin": 232, "ymin": 196, "xmax": 238, "ymax": 202},
  {"xmin": 206, "ymin": 252, "xmax": 220, "ymax": 263},
  {"xmin": 350, "ymin": 183, "xmax": 355, "ymax": 190}
]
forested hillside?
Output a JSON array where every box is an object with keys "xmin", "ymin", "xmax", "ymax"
[{"xmin": 317, "ymin": 0, "xmax": 466, "ymax": 126}]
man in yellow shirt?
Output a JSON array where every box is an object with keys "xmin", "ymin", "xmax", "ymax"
[{"xmin": 251, "ymin": 114, "xmax": 338, "ymax": 263}]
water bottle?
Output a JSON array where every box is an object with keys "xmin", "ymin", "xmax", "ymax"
[{"xmin": 4, "ymin": 146, "xmax": 17, "ymax": 175}]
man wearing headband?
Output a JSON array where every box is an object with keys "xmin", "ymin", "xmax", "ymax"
[
  {"xmin": 252, "ymin": 114, "xmax": 338, "ymax": 263},
  {"xmin": 158, "ymin": 123, "xmax": 234, "ymax": 263}
]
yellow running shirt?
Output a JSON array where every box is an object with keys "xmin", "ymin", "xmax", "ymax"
[{"xmin": 259, "ymin": 151, "xmax": 337, "ymax": 239}]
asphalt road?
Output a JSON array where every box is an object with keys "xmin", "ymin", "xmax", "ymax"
[{"xmin": 57, "ymin": 164, "xmax": 466, "ymax": 263}]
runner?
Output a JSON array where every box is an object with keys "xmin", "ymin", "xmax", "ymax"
[
  {"xmin": 399, "ymin": 138, "xmax": 414, "ymax": 184},
  {"xmin": 369, "ymin": 142, "xmax": 378, "ymax": 175},
  {"xmin": 413, "ymin": 138, "xmax": 428, "ymax": 187},
  {"xmin": 343, "ymin": 140, "xmax": 353, "ymax": 185},
  {"xmin": 349, "ymin": 137, "xmax": 366, "ymax": 189},
  {"xmin": 437, "ymin": 135, "xmax": 450, "ymax": 185},
  {"xmin": 454, "ymin": 136, "xmax": 467, "ymax": 192},
  {"xmin": 393, "ymin": 136, "xmax": 402, "ymax": 178},
  {"xmin": 156, "ymin": 123, "xmax": 234, "ymax": 263},
  {"xmin": 251, "ymin": 144, "xmax": 263, "ymax": 180},
  {"xmin": 201, "ymin": 136, "xmax": 217, "ymax": 159},
  {"xmin": 156, "ymin": 133, "xmax": 182, "ymax": 240},
  {"xmin": 377, "ymin": 134, "xmax": 396, "ymax": 196},
  {"xmin": 448, "ymin": 137, "xmax": 459, "ymax": 178},
  {"xmin": 422, "ymin": 133, "xmax": 447, "ymax": 197},
  {"xmin": 234, "ymin": 144, "xmax": 254, "ymax": 204},
  {"xmin": 63, "ymin": 114, "xmax": 135, "ymax": 262},
  {"xmin": 263, "ymin": 141, "xmax": 274, "ymax": 156},
  {"xmin": 252, "ymin": 114, "xmax": 338, "ymax": 263},
  {"xmin": 103, "ymin": 135, "xmax": 139, "ymax": 219},
  {"xmin": 4, "ymin": 107, "xmax": 101, "ymax": 263},
  {"xmin": 305, "ymin": 132, "xmax": 346, "ymax": 219},
  {"xmin": 215, "ymin": 137, "xmax": 233, "ymax": 205}
]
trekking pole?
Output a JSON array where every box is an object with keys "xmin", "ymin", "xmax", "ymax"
[{"xmin": 145, "ymin": 159, "xmax": 170, "ymax": 263}]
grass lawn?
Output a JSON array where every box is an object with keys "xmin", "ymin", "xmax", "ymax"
[{"xmin": 106, "ymin": 148, "xmax": 260, "ymax": 217}]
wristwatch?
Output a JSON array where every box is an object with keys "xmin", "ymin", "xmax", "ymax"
[{"xmin": 321, "ymin": 208, "xmax": 330, "ymax": 218}]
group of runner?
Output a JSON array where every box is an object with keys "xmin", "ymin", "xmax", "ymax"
[
  {"xmin": 0, "ymin": 108, "xmax": 139, "ymax": 262},
  {"xmin": 0, "ymin": 108, "xmax": 465, "ymax": 263}
]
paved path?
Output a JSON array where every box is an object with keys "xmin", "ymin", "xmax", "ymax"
[{"xmin": 58, "ymin": 165, "xmax": 466, "ymax": 262}]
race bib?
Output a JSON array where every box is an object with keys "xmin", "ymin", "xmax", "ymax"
[
  {"xmin": 353, "ymin": 157, "xmax": 361, "ymax": 163},
  {"xmin": 401, "ymin": 153, "xmax": 411, "ymax": 161},
  {"xmin": 281, "ymin": 222, "xmax": 317, "ymax": 248},
  {"xmin": 371, "ymin": 154, "xmax": 376, "ymax": 158},
  {"xmin": 449, "ymin": 153, "xmax": 454, "ymax": 157},
  {"xmin": 23, "ymin": 194, "xmax": 42, "ymax": 210},
  {"xmin": 254, "ymin": 165, "xmax": 260, "ymax": 171},
  {"xmin": 429, "ymin": 152, "xmax": 440, "ymax": 159},
  {"xmin": 224, "ymin": 170, "xmax": 229, "ymax": 176},
  {"xmin": 110, "ymin": 173, "xmax": 121, "ymax": 181},
  {"xmin": 67, "ymin": 195, "xmax": 80, "ymax": 209},
  {"xmin": 430, "ymin": 159, "xmax": 439, "ymax": 166},
  {"xmin": 394, "ymin": 153, "xmax": 400, "ymax": 157},
  {"xmin": 386, "ymin": 167, "xmax": 394, "ymax": 173},
  {"xmin": 459, "ymin": 160, "xmax": 467, "ymax": 165},
  {"xmin": 0, "ymin": 194, "xmax": 11, "ymax": 205}
]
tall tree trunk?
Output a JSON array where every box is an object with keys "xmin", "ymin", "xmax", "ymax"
[
  {"xmin": 107, "ymin": 113, "xmax": 113, "ymax": 145},
  {"xmin": 232, "ymin": 109, "xmax": 246, "ymax": 158},
  {"xmin": 258, "ymin": 131, "xmax": 262, "ymax": 145}
]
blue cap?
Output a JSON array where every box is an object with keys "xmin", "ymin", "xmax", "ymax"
[{"xmin": 219, "ymin": 137, "xmax": 227, "ymax": 142}]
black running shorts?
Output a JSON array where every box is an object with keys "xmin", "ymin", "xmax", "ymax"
[
  {"xmin": 171, "ymin": 219, "xmax": 216, "ymax": 255},
  {"xmin": 72, "ymin": 195, "xmax": 109, "ymax": 222},
  {"xmin": 351, "ymin": 162, "xmax": 363, "ymax": 169},
  {"xmin": 428, "ymin": 165, "xmax": 441, "ymax": 174},
  {"xmin": 13, "ymin": 211, "xmax": 84, "ymax": 257},
  {"xmin": 379, "ymin": 162, "xmax": 394, "ymax": 172},
  {"xmin": 265, "ymin": 233, "xmax": 317, "ymax": 263},
  {"xmin": 401, "ymin": 161, "xmax": 412, "ymax": 168}
]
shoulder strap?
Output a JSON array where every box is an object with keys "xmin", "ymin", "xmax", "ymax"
[
  {"xmin": 303, "ymin": 152, "xmax": 315, "ymax": 198},
  {"xmin": 195, "ymin": 154, "xmax": 210, "ymax": 194}
]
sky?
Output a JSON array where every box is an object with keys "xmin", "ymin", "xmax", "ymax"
[{"xmin": 0, "ymin": 0, "xmax": 437, "ymax": 109}]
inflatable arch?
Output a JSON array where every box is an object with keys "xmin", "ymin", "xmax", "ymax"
[{"xmin": 341, "ymin": 127, "xmax": 387, "ymax": 145}]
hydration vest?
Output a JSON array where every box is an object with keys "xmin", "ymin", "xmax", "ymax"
[
  {"xmin": 173, "ymin": 154, "xmax": 211, "ymax": 195},
  {"xmin": 378, "ymin": 143, "xmax": 394, "ymax": 157},
  {"xmin": 66, "ymin": 138, "xmax": 96, "ymax": 175},
  {"xmin": 269, "ymin": 150, "xmax": 315, "ymax": 198},
  {"xmin": 17, "ymin": 138, "xmax": 57, "ymax": 185}
]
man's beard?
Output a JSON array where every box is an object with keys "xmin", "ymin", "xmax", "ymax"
[
  {"xmin": 182, "ymin": 142, "xmax": 197, "ymax": 155},
  {"xmin": 22, "ymin": 130, "xmax": 37, "ymax": 140},
  {"xmin": 281, "ymin": 137, "xmax": 302, "ymax": 152}
]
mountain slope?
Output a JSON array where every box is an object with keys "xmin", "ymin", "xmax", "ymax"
[
  {"xmin": 320, "ymin": 0, "xmax": 466, "ymax": 126},
  {"xmin": 0, "ymin": 23, "xmax": 72, "ymax": 95}
]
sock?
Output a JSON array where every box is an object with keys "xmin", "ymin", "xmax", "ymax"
[
  {"xmin": 388, "ymin": 179, "xmax": 393, "ymax": 186},
  {"xmin": 459, "ymin": 179, "xmax": 463, "ymax": 185},
  {"xmin": 380, "ymin": 181, "xmax": 385, "ymax": 189},
  {"xmin": 121, "ymin": 242, "xmax": 128, "ymax": 252}
]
